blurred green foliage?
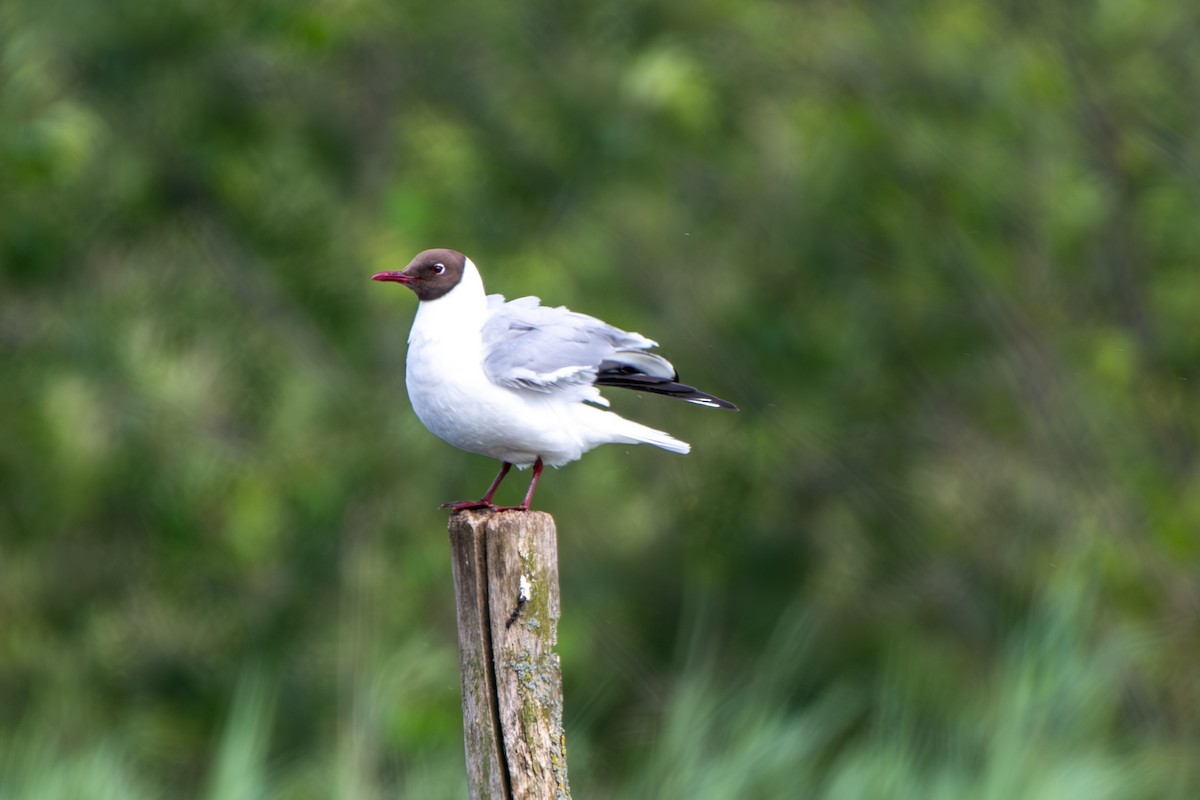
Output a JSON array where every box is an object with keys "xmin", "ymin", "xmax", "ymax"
[{"xmin": 2, "ymin": 0, "xmax": 1199, "ymax": 795}]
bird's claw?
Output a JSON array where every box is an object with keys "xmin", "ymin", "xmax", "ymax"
[
  {"xmin": 440, "ymin": 499, "xmax": 493, "ymax": 511},
  {"xmin": 440, "ymin": 500, "xmax": 530, "ymax": 512}
]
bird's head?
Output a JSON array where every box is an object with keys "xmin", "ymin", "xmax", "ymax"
[{"xmin": 372, "ymin": 248, "xmax": 467, "ymax": 301}]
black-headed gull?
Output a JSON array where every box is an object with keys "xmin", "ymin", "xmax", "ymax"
[{"xmin": 373, "ymin": 249, "xmax": 736, "ymax": 511}]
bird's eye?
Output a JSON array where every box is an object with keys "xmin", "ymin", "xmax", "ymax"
[{"xmin": 432, "ymin": 263, "xmax": 446, "ymax": 275}]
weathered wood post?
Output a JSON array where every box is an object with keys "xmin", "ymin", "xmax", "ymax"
[{"xmin": 447, "ymin": 509, "xmax": 571, "ymax": 800}]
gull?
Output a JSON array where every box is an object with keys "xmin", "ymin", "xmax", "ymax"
[{"xmin": 372, "ymin": 249, "xmax": 736, "ymax": 511}]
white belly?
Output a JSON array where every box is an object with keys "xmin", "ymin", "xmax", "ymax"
[{"xmin": 405, "ymin": 338, "xmax": 592, "ymax": 467}]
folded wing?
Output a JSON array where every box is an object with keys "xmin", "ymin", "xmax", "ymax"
[{"xmin": 481, "ymin": 295, "xmax": 737, "ymax": 410}]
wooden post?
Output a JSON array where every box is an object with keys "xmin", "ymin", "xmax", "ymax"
[{"xmin": 447, "ymin": 510, "xmax": 571, "ymax": 800}]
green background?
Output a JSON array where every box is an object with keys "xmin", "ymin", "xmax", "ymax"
[{"xmin": 3, "ymin": 0, "xmax": 1199, "ymax": 796}]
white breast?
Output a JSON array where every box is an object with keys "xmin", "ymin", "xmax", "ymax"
[{"xmin": 406, "ymin": 338, "xmax": 598, "ymax": 467}]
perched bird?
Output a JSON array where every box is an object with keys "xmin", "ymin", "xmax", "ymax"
[{"xmin": 372, "ymin": 249, "xmax": 736, "ymax": 511}]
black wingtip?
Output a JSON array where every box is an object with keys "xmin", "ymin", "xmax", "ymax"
[
  {"xmin": 688, "ymin": 394, "xmax": 739, "ymax": 411},
  {"xmin": 595, "ymin": 372, "xmax": 738, "ymax": 410}
]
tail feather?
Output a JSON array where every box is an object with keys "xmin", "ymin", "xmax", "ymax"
[
  {"xmin": 587, "ymin": 407, "xmax": 691, "ymax": 454},
  {"xmin": 625, "ymin": 423, "xmax": 691, "ymax": 455}
]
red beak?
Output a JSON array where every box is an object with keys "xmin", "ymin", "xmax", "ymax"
[{"xmin": 372, "ymin": 271, "xmax": 413, "ymax": 284}]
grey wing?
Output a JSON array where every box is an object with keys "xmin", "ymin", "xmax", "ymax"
[{"xmin": 481, "ymin": 295, "xmax": 661, "ymax": 405}]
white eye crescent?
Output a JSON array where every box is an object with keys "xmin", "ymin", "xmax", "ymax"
[{"xmin": 433, "ymin": 263, "xmax": 446, "ymax": 275}]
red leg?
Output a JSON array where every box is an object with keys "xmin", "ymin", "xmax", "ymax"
[
  {"xmin": 494, "ymin": 457, "xmax": 543, "ymax": 512},
  {"xmin": 441, "ymin": 462, "xmax": 512, "ymax": 511}
]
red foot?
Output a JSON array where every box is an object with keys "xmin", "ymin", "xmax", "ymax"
[
  {"xmin": 440, "ymin": 500, "xmax": 531, "ymax": 512},
  {"xmin": 440, "ymin": 499, "xmax": 498, "ymax": 511},
  {"xmin": 440, "ymin": 458, "xmax": 543, "ymax": 513}
]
